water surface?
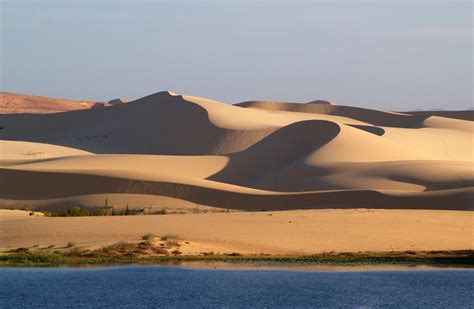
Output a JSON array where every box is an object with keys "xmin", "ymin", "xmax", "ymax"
[{"xmin": 1, "ymin": 267, "xmax": 472, "ymax": 308}]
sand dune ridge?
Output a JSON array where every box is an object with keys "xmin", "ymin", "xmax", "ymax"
[{"xmin": 0, "ymin": 91, "xmax": 472, "ymax": 211}]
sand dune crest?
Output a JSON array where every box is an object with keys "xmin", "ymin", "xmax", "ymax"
[{"xmin": 0, "ymin": 91, "xmax": 472, "ymax": 211}]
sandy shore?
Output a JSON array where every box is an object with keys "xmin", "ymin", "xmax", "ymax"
[{"xmin": 1, "ymin": 209, "xmax": 472, "ymax": 255}]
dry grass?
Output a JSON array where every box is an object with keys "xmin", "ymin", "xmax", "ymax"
[
  {"xmin": 66, "ymin": 241, "xmax": 76, "ymax": 248},
  {"xmin": 141, "ymin": 233, "xmax": 156, "ymax": 241},
  {"xmin": 160, "ymin": 234, "xmax": 180, "ymax": 247},
  {"xmin": 160, "ymin": 234, "xmax": 179, "ymax": 241},
  {"xmin": 171, "ymin": 249, "xmax": 182, "ymax": 255},
  {"xmin": 99, "ymin": 241, "xmax": 135, "ymax": 254}
]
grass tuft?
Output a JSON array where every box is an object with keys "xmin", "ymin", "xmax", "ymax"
[
  {"xmin": 100, "ymin": 241, "xmax": 135, "ymax": 253},
  {"xmin": 66, "ymin": 242, "xmax": 76, "ymax": 248},
  {"xmin": 159, "ymin": 234, "xmax": 180, "ymax": 247},
  {"xmin": 142, "ymin": 233, "xmax": 156, "ymax": 241},
  {"xmin": 160, "ymin": 234, "xmax": 179, "ymax": 241}
]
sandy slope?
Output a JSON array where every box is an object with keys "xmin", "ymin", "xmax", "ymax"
[
  {"xmin": 0, "ymin": 92, "xmax": 126, "ymax": 114},
  {"xmin": 0, "ymin": 210, "xmax": 472, "ymax": 254},
  {"xmin": 0, "ymin": 140, "xmax": 91, "ymax": 166},
  {"xmin": 0, "ymin": 92, "xmax": 95, "ymax": 114},
  {"xmin": 0, "ymin": 91, "xmax": 473, "ymax": 211}
]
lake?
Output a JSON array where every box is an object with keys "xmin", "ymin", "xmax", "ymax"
[{"xmin": 1, "ymin": 266, "xmax": 472, "ymax": 308}]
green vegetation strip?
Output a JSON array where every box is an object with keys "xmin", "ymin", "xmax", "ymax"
[
  {"xmin": 1, "ymin": 250, "xmax": 473, "ymax": 267},
  {"xmin": 46, "ymin": 206, "xmax": 135, "ymax": 217}
]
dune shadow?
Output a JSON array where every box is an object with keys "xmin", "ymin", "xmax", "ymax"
[
  {"xmin": 348, "ymin": 124, "xmax": 385, "ymax": 136},
  {"xmin": 0, "ymin": 92, "xmax": 271, "ymax": 155},
  {"xmin": 235, "ymin": 101, "xmax": 468, "ymax": 128},
  {"xmin": 208, "ymin": 120, "xmax": 341, "ymax": 189}
]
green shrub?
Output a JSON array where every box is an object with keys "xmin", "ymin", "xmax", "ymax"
[
  {"xmin": 47, "ymin": 206, "xmax": 110, "ymax": 217},
  {"xmin": 48, "ymin": 207, "xmax": 89, "ymax": 217},
  {"xmin": 100, "ymin": 241, "xmax": 135, "ymax": 253},
  {"xmin": 0, "ymin": 252, "xmax": 67, "ymax": 264},
  {"xmin": 64, "ymin": 247, "xmax": 83, "ymax": 257},
  {"xmin": 46, "ymin": 206, "xmax": 137, "ymax": 217}
]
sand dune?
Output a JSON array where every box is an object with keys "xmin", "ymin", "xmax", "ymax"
[
  {"xmin": 0, "ymin": 140, "xmax": 91, "ymax": 165},
  {"xmin": 0, "ymin": 91, "xmax": 472, "ymax": 211}
]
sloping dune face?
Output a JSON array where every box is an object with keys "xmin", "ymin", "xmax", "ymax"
[{"xmin": 0, "ymin": 91, "xmax": 472, "ymax": 211}]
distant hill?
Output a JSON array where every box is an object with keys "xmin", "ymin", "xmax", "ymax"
[{"xmin": 0, "ymin": 92, "xmax": 126, "ymax": 114}]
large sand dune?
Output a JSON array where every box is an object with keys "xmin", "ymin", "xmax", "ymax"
[{"xmin": 0, "ymin": 91, "xmax": 473, "ymax": 211}]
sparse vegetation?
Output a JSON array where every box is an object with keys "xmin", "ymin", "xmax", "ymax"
[
  {"xmin": 137, "ymin": 241, "xmax": 152, "ymax": 250},
  {"xmin": 226, "ymin": 252, "xmax": 242, "ymax": 256},
  {"xmin": 45, "ymin": 206, "xmax": 136, "ymax": 217},
  {"xmin": 160, "ymin": 234, "xmax": 179, "ymax": 241},
  {"xmin": 40, "ymin": 205, "xmax": 234, "ymax": 217},
  {"xmin": 142, "ymin": 233, "xmax": 156, "ymax": 241},
  {"xmin": 66, "ymin": 242, "xmax": 76, "ymax": 248},
  {"xmin": 99, "ymin": 241, "xmax": 135, "ymax": 254},
  {"xmin": 0, "ymin": 251, "xmax": 67, "ymax": 265},
  {"xmin": 64, "ymin": 247, "xmax": 83, "ymax": 257},
  {"xmin": 165, "ymin": 239, "xmax": 180, "ymax": 247},
  {"xmin": 46, "ymin": 206, "xmax": 107, "ymax": 217},
  {"xmin": 0, "ymin": 250, "xmax": 472, "ymax": 267},
  {"xmin": 201, "ymin": 251, "xmax": 215, "ymax": 256},
  {"xmin": 154, "ymin": 247, "xmax": 168, "ymax": 254},
  {"xmin": 160, "ymin": 234, "xmax": 180, "ymax": 247},
  {"xmin": 7, "ymin": 247, "xmax": 29, "ymax": 253}
]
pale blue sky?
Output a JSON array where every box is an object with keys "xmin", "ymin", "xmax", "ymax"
[{"xmin": 1, "ymin": 1, "xmax": 472, "ymax": 110}]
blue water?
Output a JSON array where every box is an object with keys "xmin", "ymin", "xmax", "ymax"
[{"xmin": 0, "ymin": 267, "xmax": 472, "ymax": 308}]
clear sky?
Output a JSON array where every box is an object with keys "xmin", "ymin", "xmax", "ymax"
[{"xmin": 1, "ymin": 0, "xmax": 472, "ymax": 110}]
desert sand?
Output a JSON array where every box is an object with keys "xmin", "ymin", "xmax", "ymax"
[
  {"xmin": 0, "ymin": 209, "xmax": 472, "ymax": 255},
  {"xmin": 1, "ymin": 91, "xmax": 472, "ymax": 211},
  {"xmin": 0, "ymin": 92, "xmax": 95, "ymax": 114},
  {"xmin": 0, "ymin": 91, "xmax": 472, "ymax": 254}
]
